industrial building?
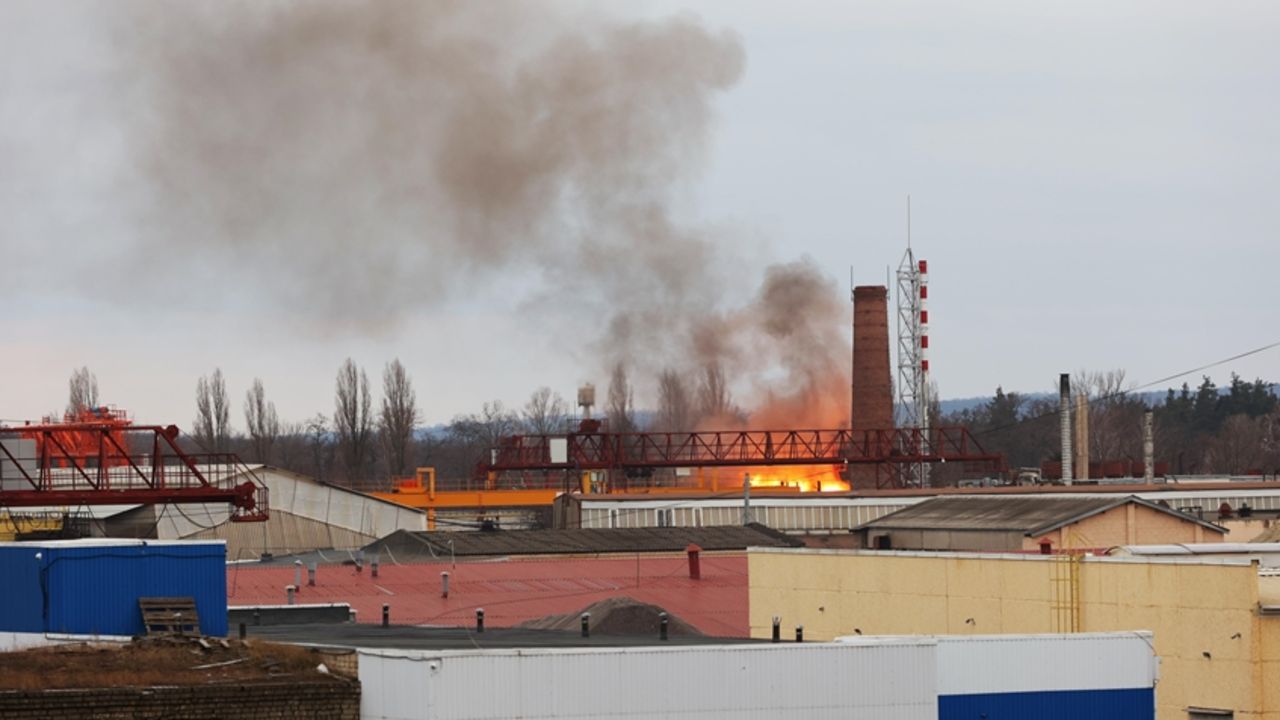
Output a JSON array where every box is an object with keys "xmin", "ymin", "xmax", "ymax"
[
  {"xmin": 558, "ymin": 481, "xmax": 1280, "ymax": 540},
  {"xmin": 852, "ymin": 495, "xmax": 1226, "ymax": 551},
  {"xmin": 17, "ymin": 465, "xmax": 426, "ymax": 560},
  {"xmin": 229, "ymin": 547, "xmax": 752, "ymax": 635},
  {"xmin": 357, "ymin": 632, "xmax": 1157, "ymax": 719},
  {"xmin": 748, "ymin": 546, "xmax": 1280, "ymax": 719}
]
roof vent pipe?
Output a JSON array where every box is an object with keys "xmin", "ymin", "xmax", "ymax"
[{"xmin": 1059, "ymin": 374, "xmax": 1073, "ymax": 485}]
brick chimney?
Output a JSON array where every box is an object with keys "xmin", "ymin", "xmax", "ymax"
[{"xmin": 852, "ymin": 285, "xmax": 893, "ymax": 432}]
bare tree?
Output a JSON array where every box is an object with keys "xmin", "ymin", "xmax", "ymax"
[
  {"xmin": 1072, "ymin": 369, "xmax": 1143, "ymax": 465},
  {"xmin": 243, "ymin": 378, "xmax": 280, "ymax": 464},
  {"xmin": 303, "ymin": 413, "xmax": 334, "ymax": 481},
  {"xmin": 67, "ymin": 366, "xmax": 99, "ymax": 416},
  {"xmin": 523, "ymin": 387, "xmax": 568, "ymax": 435},
  {"xmin": 379, "ymin": 358, "xmax": 419, "ymax": 478},
  {"xmin": 656, "ymin": 369, "xmax": 695, "ymax": 431},
  {"xmin": 194, "ymin": 369, "xmax": 231, "ymax": 451},
  {"xmin": 607, "ymin": 362, "xmax": 636, "ymax": 432},
  {"xmin": 1207, "ymin": 414, "xmax": 1269, "ymax": 475},
  {"xmin": 194, "ymin": 377, "xmax": 214, "ymax": 449},
  {"xmin": 334, "ymin": 358, "xmax": 374, "ymax": 483},
  {"xmin": 445, "ymin": 400, "xmax": 520, "ymax": 478},
  {"xmin": 479, "ymin": 400, "xmax": 520, "ymax": 449},
  {"xmin": 212, "ymin": 369, "xmax": 230, "ymax": 449},
  {"xmin": 697, "ymin": 361, "xmax": 737, "ymax": 423},
  {"xmin": 274, "ymin": 420, "xmax": 305, "ymax": 472}
]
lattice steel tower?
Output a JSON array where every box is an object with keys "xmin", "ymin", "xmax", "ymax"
[{"xmin": 896, "ymin": 226, "xmax": 930, "ymax": 486}]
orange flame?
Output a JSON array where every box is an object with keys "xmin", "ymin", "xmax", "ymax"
[{"xmin": 705, "ymin": 465, "xmax": 850, "ymax": 493}]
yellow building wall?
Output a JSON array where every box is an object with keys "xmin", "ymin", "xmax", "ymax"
[
  {"xmin": 1020, "ymin": 503, "xmax": 1222, "ymax": 551},
  {"xmin": 749, "ymin": 548, "xmax": 1272, "ymax": 720}
]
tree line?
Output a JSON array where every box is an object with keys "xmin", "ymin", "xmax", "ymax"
[
  {"xmin": 55, "ymin": 358, "xmax": 741, "ymax": 487},
  {"xmin": 947, "ymin": 370, "xmax": 1279, "ymax": 477},
  {"xmin": 57, "ymin": 363, "xmax": 1279, "ymax": 486}
]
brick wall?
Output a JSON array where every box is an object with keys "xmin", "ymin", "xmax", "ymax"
[{"xmin": 0, "ymin": 680, "xmax": 358, "ymax": 720}]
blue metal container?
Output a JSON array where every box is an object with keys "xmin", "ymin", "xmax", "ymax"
[{"xmin": 0, "ymin": 540, "xmax": 227, "ymax": 637}]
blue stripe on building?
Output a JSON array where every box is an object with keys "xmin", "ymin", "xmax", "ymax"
[{"xmin": 939, "ymin": 687, "xmax": 1155, "ymax": 720}]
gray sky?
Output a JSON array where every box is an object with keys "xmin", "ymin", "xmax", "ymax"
[{"xmin": 2, "ymin": 0, "xmax": 1277, "ymax": 428}]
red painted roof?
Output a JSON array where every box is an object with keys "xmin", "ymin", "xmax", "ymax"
[{"xmin": 227, "ymin": 554, "xmax": 749, "ymax": 637}]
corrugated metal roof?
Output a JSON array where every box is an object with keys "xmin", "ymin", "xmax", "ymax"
[
  {"xmin": 227, "ymin": 554, "xmax": 749, "ymax": 636},
  {"xmin": 855, "ymin": 495, "xmax": 1224, "ymax": 535},
  {"xmin": 186, "ymin": 509, "xmax": 376, "ymax": 561},
  {"xmin": 363, "ymin": 524, "xmax": 802, "ymax": 561}
]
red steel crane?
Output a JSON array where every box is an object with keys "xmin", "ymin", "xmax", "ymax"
[
  {"xmin": 0, "ymin": 414, "xmax": 267, "ymax": 521},
  {"xmin": 477, "ymin": 422, "xmax": 1002, "ymax": 490}
]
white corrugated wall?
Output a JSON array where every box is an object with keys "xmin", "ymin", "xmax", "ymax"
[
  {"xmin": 931, "ymin": 632, "xmax": 1157, "ymax": 695},
  {"xmin": 359, "ymin": 641, "xmax": 937, "ymax": 720}
]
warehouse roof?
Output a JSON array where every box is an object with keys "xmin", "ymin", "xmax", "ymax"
[
  {"xmin": 361, "ymin": 523, "xmax": 802, "ymax": 561},
  {"xmin": 227, "ymin": 553, "xmax": 749, "ymax": 636},
  {"xmin": 854, "ymin": 495, "xmax": 1225, "ymax": 536}
]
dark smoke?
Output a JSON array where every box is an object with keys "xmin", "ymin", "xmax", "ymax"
[{"xmin": 115, "ymin": 1, "xmax": 848, "ymax": 424}]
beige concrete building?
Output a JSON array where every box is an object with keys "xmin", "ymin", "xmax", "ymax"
[
  {"xmin": 853, "ymin": 495, "xmax": 1226, "ymax": 552},
  {"xmin": 749, "ymin": 547, "xmax": 1280, "ymax": 720}
]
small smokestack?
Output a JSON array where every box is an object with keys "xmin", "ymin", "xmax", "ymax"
[
  {"xmin": 1074, "ymin": 394, "xmax": 1089, "ymax": 481},
  {"xmin": 1059, "ymin": 374, "xmax": 1073, "ymax": 484},
  {"xmin": 1143, "ymin": 411, "xmax": 1155, "ymax": 483}
]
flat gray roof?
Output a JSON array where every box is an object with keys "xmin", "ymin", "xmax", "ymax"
[{"xmin": 244, "ymin": 623, "xmax": 760, "ymax": 650}]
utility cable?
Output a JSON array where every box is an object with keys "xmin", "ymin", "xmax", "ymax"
[{"xmin": 968, "ymin": 339, "xmax": 1280, "ymax": 440}]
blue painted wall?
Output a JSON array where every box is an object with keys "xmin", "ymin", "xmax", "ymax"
[
  {"xmin": 939, "ymin": 687, "xmax": 1155, "ymax": 719},
  {"xmin": 0, "ymin": 547, "xmax": 46, "ymax": 632},
  {"xmin": 0, "ymin": 541, "xmax": 227, "ymax": 637}
]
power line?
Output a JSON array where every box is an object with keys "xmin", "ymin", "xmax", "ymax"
[{"xmin": 969, "ymin": 339, "xmax": 1280, "ymax": 439}]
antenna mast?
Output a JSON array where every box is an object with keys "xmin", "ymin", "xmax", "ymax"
[{"xmin": 896, "ymin": 198, "xmax": 930, "ymax": 487}]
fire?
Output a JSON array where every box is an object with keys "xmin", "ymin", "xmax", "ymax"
[{"xmin": 707, "ymin": 465, "xmax": 850, "ymax": 493}]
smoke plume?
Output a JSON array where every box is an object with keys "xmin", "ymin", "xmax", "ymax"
[{"xmin": 115, "ymin": 1, "xmax": 849, "ymax": 426}]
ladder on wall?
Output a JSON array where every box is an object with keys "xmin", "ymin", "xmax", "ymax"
[{"xmin": 1050, "ymin": 555, "xmax": 1082, "ymax": 632}]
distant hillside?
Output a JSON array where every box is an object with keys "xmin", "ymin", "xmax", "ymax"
[
  {"xmin": 937, "ymin": 389, "xmax": 1207, "ymax": 418},
  {"xmin": 419, "ymin": 388, "xmax": 1224, "ymax": 437}
]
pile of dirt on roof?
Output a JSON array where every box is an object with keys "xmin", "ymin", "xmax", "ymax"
[
  {"xmin": 0, "ymin": 638, "xmax": 349, "ymax": 691},
  {"xmin": 518, "ymin": 596, "xmax": 703, "ymax": 637}
]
